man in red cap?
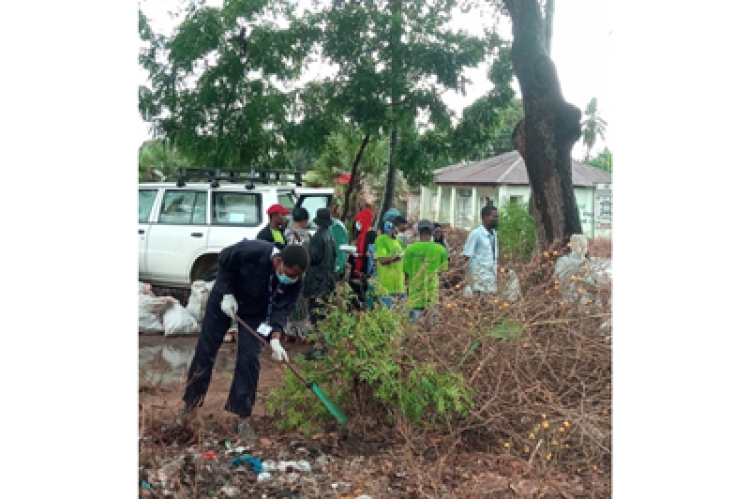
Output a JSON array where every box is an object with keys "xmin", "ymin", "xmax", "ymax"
[{"xmin": 257, "ymin": 204, "xmax": 291, "ymax": 250}]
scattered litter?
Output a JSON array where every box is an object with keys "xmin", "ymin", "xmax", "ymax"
[
  {"xmin": 262, "ymin": 460, "xmax": 278, "ymax": 472},
  {"xmin": 140, "ymin": 481, "xmax": 154, "ymax": 492},
  {"xmin": 220, "ymin": 485, "xmax": 240, "ymax": 497},
  {"xmin": 356, "ymin": 496, "xmax": 373, "ymax": 499},
  {"xmin": 260, "ymin": 438, "xmax": 272, "ymax": 448},
  {"xmin": 283, "ymin": 472, "xmax": 301, "ymax": 484},
  {"xmin": 203, "ymin": 451, "xmax": 216, "ymax": 460},
  {"xmin": 297, "ymin": 460, "xmax": 311, "ymax": 472},
  {"xmin": 279, "ymin": 461, "xmax": 301, "ymax": 472},
  {"xmin": 257, "ymin": 472, "xmax": 273, "ymax": 482},
  {"xmin": 231, "ymin": 455, "xmax": 264, "ymax": 473},
  {"xmin": 157, "ymin": 460, "xmax": 182, "ymax": 481}
]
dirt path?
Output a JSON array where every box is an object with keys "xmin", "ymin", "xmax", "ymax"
[{"xmin": 139, "ymin": 334, "xmax": 311, "ymax": 421}]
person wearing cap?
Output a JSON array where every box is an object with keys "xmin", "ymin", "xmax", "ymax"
[
  {"xmin": 403, "ymin": 220, "xmax": 448, "ymax": 322},
  {"xmin": 302, "ymin": 208, "xmax": 337, "ymax": 360},
  {"xmin": 374, "ymin": 215, "xmax": 408, "ymax": 309},
  {"xmin": 257, "ymin": 204, "xmax": 291, "ymax": 251}
]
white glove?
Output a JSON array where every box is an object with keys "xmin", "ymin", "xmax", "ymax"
[
  {"xmin": 270, "ymin": 338, "xmax": 288, "ymax": 363},
  {"xmin": 220, "ymin": 294, "xmax": 238, "ymax": 318}
]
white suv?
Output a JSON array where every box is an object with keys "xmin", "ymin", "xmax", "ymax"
[{"xmin": 138, "ymin": 169, "xmax": 333, "ymax": 287}]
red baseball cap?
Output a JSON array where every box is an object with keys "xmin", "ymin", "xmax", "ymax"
[{"xmin": 267, "ymin": 204, "xmax": 291, "ymax": 215}]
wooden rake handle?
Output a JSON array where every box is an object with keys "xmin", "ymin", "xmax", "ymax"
[{"xmin": 233, "ymin": 314, "xmax": 311, "ymax": 388}]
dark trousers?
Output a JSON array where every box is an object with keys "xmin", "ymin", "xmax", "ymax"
[
  {"xmin": 347, "ymin": 275, "xmax": 369, "ymax": 310},
  {"xmin": 308, "ymin": 296, "xmax": 326, "ymax": 327},
  {"xmin": 182, "ymin": 292, "xmax": 263, "ymax": 418}
]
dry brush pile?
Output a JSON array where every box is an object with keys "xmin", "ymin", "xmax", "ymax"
[{"xmin": 270, "ymin": 229, "xmax": 612, "ymax": 478}]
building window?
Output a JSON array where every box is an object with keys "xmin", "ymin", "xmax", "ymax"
[{"xmin": 509, "ymin": 195, "xmax": 523, "ymax": 205}]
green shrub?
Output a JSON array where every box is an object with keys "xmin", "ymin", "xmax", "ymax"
[
  {"xmin": 497, "ymin": 201, "xmax": 537, "ymax": 261},
  {"xmin": 266, "ymin": 292, "xmax": 474, "ymax": 432}
]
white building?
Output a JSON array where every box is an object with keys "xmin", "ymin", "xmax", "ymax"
[{"xmin": 413, "ymin": 151, "xmax": 612, "ymax": 239}]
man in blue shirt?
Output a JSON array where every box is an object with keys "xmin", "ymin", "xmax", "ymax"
[{"xmin": 462, "ymin": 205, "xmax": 499, "ymax": 294}]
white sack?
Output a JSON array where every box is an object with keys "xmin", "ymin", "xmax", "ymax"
[{"xmin": 163, "ymin": 302, "xmax": 201, "ymax": 335}]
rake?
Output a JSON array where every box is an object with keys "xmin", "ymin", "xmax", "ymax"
[{"xmin": 233, "ymin": 315, "xmax": 348, "ymax": 427}]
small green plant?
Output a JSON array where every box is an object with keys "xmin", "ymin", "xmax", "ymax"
[
  {"xmin": 497, "ymin": 201, "xmax": 537, "ymax": 261},
  {"xmin": 266, "ymin": 289, "xmax": 474, "ymax": 432},
  {"xmin": 488, "ymin": 317, "xmax": 525, "ymax": 341}
]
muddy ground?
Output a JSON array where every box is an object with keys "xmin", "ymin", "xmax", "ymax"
[{"xmin": 138, "ymin": 334, "xmax": 611, "ymax": 498}]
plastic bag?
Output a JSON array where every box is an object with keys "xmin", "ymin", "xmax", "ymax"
[
  {"xmin": 163, "ymin": 302, "xmax": 200, "ymax": 335},
  {"xmin": 138, "ymin": 284, "xmax": 174, "ymax": 333},
  {"xmin": 185, "ymin": 279, "xmax": 214, "ymax": 323}
]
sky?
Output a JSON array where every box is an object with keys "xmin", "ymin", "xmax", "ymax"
[{"xmin": 138, "ymin": 0, "xmax": 612, "ymax": 160}]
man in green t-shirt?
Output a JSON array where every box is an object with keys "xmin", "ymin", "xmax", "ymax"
[
  {"xmin": 403, "ymin": 219, "xmax": 448, "ymax": 322},
  {"xmin": 374, "ymin": 215, "xmax": 408, "ymax": 308},
  {"xmin": 257, "ymin": 204, "xmax": 290, "ymax": 251}
]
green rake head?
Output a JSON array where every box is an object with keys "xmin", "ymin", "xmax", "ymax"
[{"xmin": 311, "ymin": 383, "xmax": 348, "ymax": 426}]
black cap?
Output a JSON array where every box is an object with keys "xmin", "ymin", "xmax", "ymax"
[{"xmin": 313, "ymin": 208, "xmax": 333, "ymax": 228}]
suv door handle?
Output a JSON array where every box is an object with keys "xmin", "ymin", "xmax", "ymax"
[
  {"xmin": 138, "ymin": 229, "xmax": 144, "ymax": 234},
  {"xmin": 191, "ymin": 232, "xmax": 203, "ymax": 238}
]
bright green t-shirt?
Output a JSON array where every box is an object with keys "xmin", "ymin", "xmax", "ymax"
[
  {"xmin": 403, "ymin": 241, "xmax": 448, "ymax": 309},
  {"xmin": 375, "ymin": 234, "xmax": 406, "ymax": 295},
  {"xmin": 271, "ymin": 229, "xmax": 285, "ymax": 245}
]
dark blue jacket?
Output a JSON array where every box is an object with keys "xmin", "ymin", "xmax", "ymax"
[{"xmin": 212, "ymin": 239, "xmax": 302, "ymax": 334}]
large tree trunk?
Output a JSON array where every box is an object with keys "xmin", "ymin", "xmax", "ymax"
[
  {"xmin": 341, "ymin": 134, "xmax": 370, "ymax": 224},
  {"xmin": 376, "ymin": 126, "xmax": 399, "ymax": 230},
  {"xmin": 505, "ymin": 0, "xmax": 582, "ymax": 248}
]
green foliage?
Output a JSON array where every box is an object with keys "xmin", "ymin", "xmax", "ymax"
[
  {"xmin": 310, "ymin": 0, "xmax": 497, "ymax": 202},
  {"xmin": 266, "ymin": 292, "xmax": 474, "ymax": 432},
  {"xmin": 307, "ymin": 126, "xmax": 389, "ymax": 187},
  {"xmin": 138, "ymin": 139, "xmax": 193, "ymax": 181},
  {"xmin": 487, "ymin": 317, "xmax": 524, "ymax": 341},
  {"xmin": 498, "ymin": 201, "xmax": 538, "ymax": 261},
  {"xmin": 586, "ymin": 147, "xmax": 613, "ymax": 173},
  {"xmin": 139, "ymin": 0, "xmax": 315, "ymax": 170},
  {"xmin": 451, "ymin": 48, "xmax": 522, "ymax": 162}
]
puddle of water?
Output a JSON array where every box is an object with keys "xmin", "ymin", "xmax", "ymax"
[{"xmin": 139, "ymin": 344, "xmax": 237, "ymax": 386}]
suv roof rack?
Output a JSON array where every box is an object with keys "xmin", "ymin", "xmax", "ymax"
[{"xmin": 174, "ymin": 167, "xmax": 307, "ymax": 190}]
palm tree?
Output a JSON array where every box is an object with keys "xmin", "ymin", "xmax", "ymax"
[{"xmin": 581, "ymin": 98, "xmax": 607, "ymax": 162}]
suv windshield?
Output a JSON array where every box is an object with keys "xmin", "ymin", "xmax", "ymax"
[{"xmin": 212, "ymin": 192, "xmax": 261, "ymax": 226}]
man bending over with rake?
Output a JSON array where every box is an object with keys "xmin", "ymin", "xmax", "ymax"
[{"xmin": 180, "ymin": 239, "xmax": 309, "ymax": 439}]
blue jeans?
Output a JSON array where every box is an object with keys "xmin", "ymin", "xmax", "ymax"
[{"xmin": 380, "ymin": 294, "xmax": 406, "ymax": 310}]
